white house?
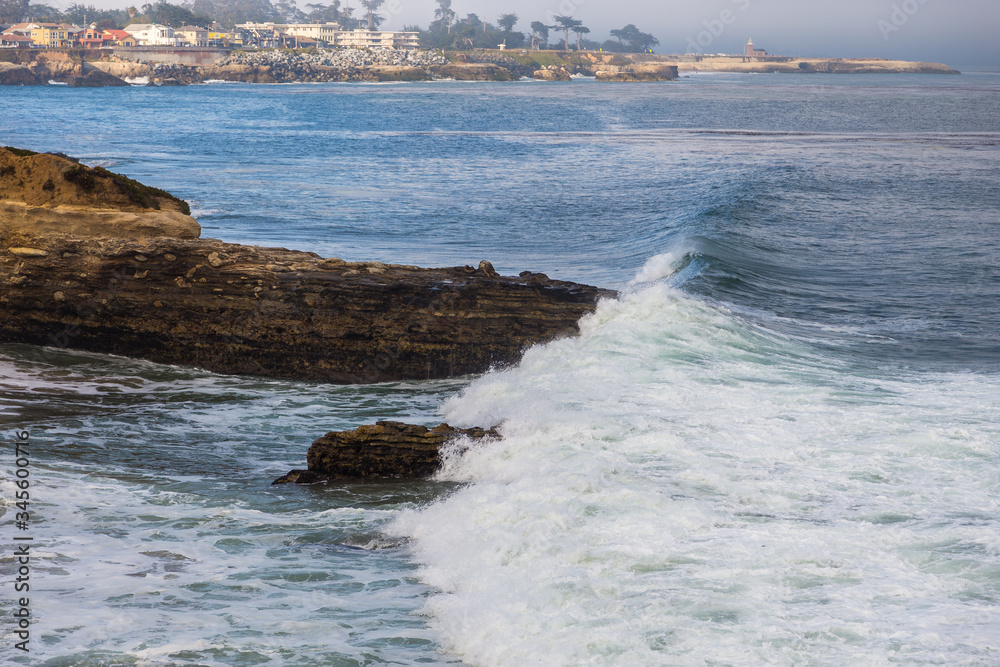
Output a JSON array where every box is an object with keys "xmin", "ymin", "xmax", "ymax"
[{"xmin": 123, "ymin": 24, "xmax": 182, "ymax": 46}]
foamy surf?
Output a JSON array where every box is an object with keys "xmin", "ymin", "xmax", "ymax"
[{"xmin": 387, "ymin": 285, "xmax": 1000, "ymax": 665}]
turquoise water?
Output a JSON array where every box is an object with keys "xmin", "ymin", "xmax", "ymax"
[{"xmin": 1, "ymin": 73, "xmax": 999, "ymax": 665}]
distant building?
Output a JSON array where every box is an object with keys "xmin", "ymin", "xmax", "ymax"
[
  {"xmin": 124, "ymin": 24, "xmax": 182, "ymax": 46},
  {"xmin": 0, "ymin": 33, "xmax": 34, "ymax": 48},
  {"xmin": 176, "ymin": 25, "xmax": 209, "ymax": 47},
  {"xmin": 78, "ymin": 26, "xmax": 111, "ymax": 49},
  {"xmin": 745, "ymin": 38, "xmax": 768, "ymax": 58},
  {"xmin": 235, "ymin": 21, "xmax": 419, "ymax": 49},
  {"xmin": 28, "ymin": 23, "xmax": 71, "ymax": 48},
  {"xmin": 103, "ymin": 29, "xmax": 137, "ymax": 47},
  {"xmin": 2, "ymin": 23, "xmax": 39, "ymax": 38},
  {"xmin": 206, "ymin": 27, "xmax": 242, "ymax": 47},
  {"xmin": 336, "ymin": 29, "xmax": 420, "ymax": 50}
]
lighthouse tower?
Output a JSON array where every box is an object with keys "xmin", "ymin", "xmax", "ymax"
[{"xmin": 745, "ymin": 38, "xmax": 754, "ymax": 57}]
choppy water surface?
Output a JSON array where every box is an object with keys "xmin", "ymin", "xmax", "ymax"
[{"xmin": 1, "ymin": 73, "xmax": 999, "ymax": 665}]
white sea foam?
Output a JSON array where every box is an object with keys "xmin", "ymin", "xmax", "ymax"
[
  {"xmin": 628, "ymin": 248, "xmax": 693, "ymax": 286},
  {"xmin": 388, "ymin": 285, "xmax": 1000, "ymax": 666}
]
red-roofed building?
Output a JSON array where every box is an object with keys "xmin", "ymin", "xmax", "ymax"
[
  {"xmin": 103, "ymin": 29, "xmax": 137, "ymax": 47},
  {"xmin": 0, "ymin": 33, "xmax": 34, "ymax": 48}
]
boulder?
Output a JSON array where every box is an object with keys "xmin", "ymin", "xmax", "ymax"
[
  {"xmin": 534, "ymin": 67, "xmax": 572, "ymax": 82},
  {"xmin": 273, "ymin": 421, "xmax": 500, "ymax": 482}
]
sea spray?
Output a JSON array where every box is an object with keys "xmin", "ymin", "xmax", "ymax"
[{"xmin": 388, "ymin": 285, "xmax": 1000, "ymax": 665}]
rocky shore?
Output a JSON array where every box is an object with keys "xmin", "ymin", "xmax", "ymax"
[
  {"xmin": 0, "ymin": 148, "xmax": 613, "ymax": 383},
  {"xmin": 273, "ymin": 421, "xmax": 499, "ymax": 483},
  {"xmin": 3, "ymin": 48, "xmax": 951, "ymax": 87}
]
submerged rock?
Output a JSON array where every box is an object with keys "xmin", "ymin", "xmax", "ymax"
[{"xmin": 273, "ymin": 421, "xmax": 499, "ymax": 482}]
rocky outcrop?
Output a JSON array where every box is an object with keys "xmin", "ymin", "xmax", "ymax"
[
  {"xmin": 0, "ymin": 147, "xmax": 199, "ymax": 239},
  {"xmin": 273, "ymin": 421, "xmax": 499, "ymax": 482},
  {"xmin": 369, "ymin": 65, "xmax": 432, "ymax": 82},
  {"xmin": 0, "ymin": 234, "xmax": 613, "ymax": 383},
  {"xmin": 595, "ymin": 64, "xmax": 678, "ymax": 82},
  {"xmin": 430, "ymin": 63, "xmax": 517, "ymax": 81},
  {"xmin": 0, "ymin": 63, "xmax": 45, "ymax": 86},
  {"xmin": 67, "ymin": 68, "xmax": 131, "ymax": 87},
  {"xmin": 1, "ymin": 52, "xmax": 132, "ymax": 86},
  {"xmin": 450, "ymin": 52, "xmax": 537, "ymax": 79},
  {"xmin": 534, "ymin": 67, "xmax": 572, "ymax": 82}
]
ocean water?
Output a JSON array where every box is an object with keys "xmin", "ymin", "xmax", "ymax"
[{"xmin": 1, "ymin": 72, "xmax": 999, "ymax": 665}]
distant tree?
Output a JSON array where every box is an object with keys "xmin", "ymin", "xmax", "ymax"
[
  {"xmin": 147, "ymin": 2, "xmax": 212, "ymax": 27},
  {"xmin": 22, "ymin": 2, "xmax": 65, "ymax": 21},
  {"xmin": 0, "ymin": 0, "xmax": 29, "ymax": 23},
  {"xmin": 187, "ymin": 0, "xmax": 283, "ymax": 28},
  {"xmin": 126, "ymin": 5, "xmax": 137, "ymax": 18},
  {"xmin": 304, "ymin": 1, "xmax": 340, "ymax": 23},
  {"xmin": 551, "ymin": 15, "xmax": 581, "ymax": 51},
  {"xmin": 433, "ymin": 0, "xmax": 453, "ymax": 33},
  {"xmin": 62, "ymin": 3, "xmax": 131, "ymax": 27},
  {"xmin": 360, "ymin": 0, "xmax": 382, "ymax": 29},
  {"xmin": 529, "ymin": 20, "xmax": 548, "ymax": 49},
  {"xmin": 609, "ymin": 23, "xmax": 658, "ymax": 53},
  {"xmin": 497, "ymin": 12, "xmax": 517, "ymax": 33},
  {"xmin": 573, "ymin": 24, "xmax": 589, "ymax": 51}
]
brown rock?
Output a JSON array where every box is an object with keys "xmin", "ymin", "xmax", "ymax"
[
  {"xmin": 369, "ymin": 65, "xmax": 432, "ymax": 82},
  {"xmin": 273, "ymin": 421, "xmax": 500, "ymax": 482},
  {"xmin": 0, "ymin": 64, "xmax": 45, "ymax": 86},
  {"xmin": 0, "ymin": 234, "xmax": 614, "ymax": 383},
  {"xmin": 533, "ymin": 67, "xmax": 572, "ymax": 82},
  {"xmin": 431, "ymin": 63, "xmax": 516, "ymax": 81},
  {"xmin": 0, "ymin": 147, "xmax": 199, "ymax": 239}
]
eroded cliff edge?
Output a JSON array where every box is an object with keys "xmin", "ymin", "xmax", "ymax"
[{"xmin": 0, "ymin": 149, "xmax": 614, "ymax": 383}]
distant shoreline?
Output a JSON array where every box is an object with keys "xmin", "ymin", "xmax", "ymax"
[{"xmin": 0, "ymin": 48, "xmax": 959, "ymax": 87}]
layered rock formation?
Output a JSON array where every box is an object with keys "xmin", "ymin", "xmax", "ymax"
[
  {"xmin": 0, "ymin": 147, "xmax": 199, "ymax": 239},
  {"xmin": 0, "ymin": 233, "xmax": 612, "ymax": 382},
  {"xmin": 273, "ymin": 421, "xmax": 499, "ymax": 482}
]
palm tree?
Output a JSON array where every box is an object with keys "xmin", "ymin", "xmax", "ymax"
[
  {"xmin": 529, "ymin": 20, "xmax": 548, "ymax": 49},
  {"xmin": 551, "ymin": 15, "xmax": 582, "ymax": 52},
  {"xmin": 573, "ymin": 25, "xmax": 589, "ymax": 51}
]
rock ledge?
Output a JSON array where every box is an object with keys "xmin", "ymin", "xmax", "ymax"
[{"xmin": 273, "ymin": 421, "xmax": 499, "ymax": 482}]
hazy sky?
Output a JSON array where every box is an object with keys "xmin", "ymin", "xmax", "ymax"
[
  {"xmin": 79, "ymin": 0, "xmax": 1000, "ymax": 67},
  {"xmin": 384, "ymin": 0, "xmax": 1000, "ymax": 67}
]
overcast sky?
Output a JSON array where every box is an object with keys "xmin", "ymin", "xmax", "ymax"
[{"xmin": 77, "ymin": 0, "xmax": 1000, "ymax": 67}]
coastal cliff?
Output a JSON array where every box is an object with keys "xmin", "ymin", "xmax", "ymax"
[{"xmin": 0, "ymin": 149, "xmax": 613, "ymax": 383}]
